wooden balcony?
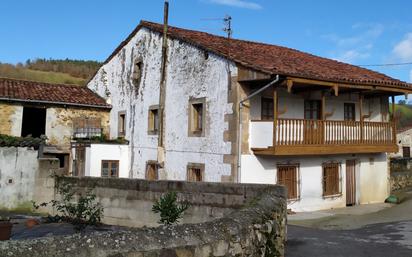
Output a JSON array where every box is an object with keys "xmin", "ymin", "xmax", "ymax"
[{"xmin": 251, "ymin": 119, "xmax": 397, "ymax": 156}]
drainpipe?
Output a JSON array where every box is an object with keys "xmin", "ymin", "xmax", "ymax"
[{"xmin": 237, "ymin": 74, "xmax": 281, "ymax": 183}]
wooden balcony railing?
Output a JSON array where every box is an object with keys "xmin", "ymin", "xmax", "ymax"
[
  {"xmin": 276, "ymin": 119, "xmax": 395, "ymax": 145},
  {"xmin": 252, "ymin": 119, "xmax": 397, "ymax": 155}
]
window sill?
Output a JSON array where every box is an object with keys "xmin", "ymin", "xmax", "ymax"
[
  {"xmin": 188, "ymin": 130, "xmax": 204, "ymax": 137},
  {"xmin": 323, "ymin": 193, "xmax": 342, "ymax": 199},
  {"xmin": 148, "ymin": 130, "xmax": 159, "ymax": 136}
]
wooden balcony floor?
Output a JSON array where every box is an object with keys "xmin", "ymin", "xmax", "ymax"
[{"xmin": 252, "ymin": 144, "xmax": 398, "ymax": 156}]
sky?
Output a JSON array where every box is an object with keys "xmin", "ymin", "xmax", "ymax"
[{"xmin": 1, "ymin": 0, "xmax": 412, "ymax": 86}]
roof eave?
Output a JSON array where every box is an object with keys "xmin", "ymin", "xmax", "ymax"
[{"xmin": 0, "ymin": 97, "xmax": 112, "ymax": 110}]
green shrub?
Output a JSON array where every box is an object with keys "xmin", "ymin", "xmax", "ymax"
[
  {"xmin": 33, "ymin": 181, "xmax": 103, "ymax": 231},
  {"xmin": 152, "ymin": 191, "xmax": 189, "ymax": 225}
]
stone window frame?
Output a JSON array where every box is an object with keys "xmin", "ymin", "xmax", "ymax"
[
  {"xmin": 145, "ymin": 160, "xmax": 159, "ymax": 181},
  {"xmin": 186, "ymin": 163, "xmax": 205, "ymax": 182},
  {"xmin": 188, "ymin": 97, "xmax": 206, "ymax": 137},
  {"xmin": 118, "ymin": 111, "xmax": 126, "ymax": 138},
  {"xmin": 148, "ymin": 105, "xmax": 160, "ymax": 136}
]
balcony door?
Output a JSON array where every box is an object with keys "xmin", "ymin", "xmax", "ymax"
[{"xmin": 304, "ymin": 100, "xmax": 323, "ymax": 144}]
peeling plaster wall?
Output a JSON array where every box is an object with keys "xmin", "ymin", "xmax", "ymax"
[
  {"xmin": 0, "ymin": 147, "xmax": 39, "ymax": 210},
  {"xmin": 87, "ymin": 28, "xmax": 236, "ymax": 181},
  {"xmin": 0, "ymin": 103, "xmax": 23, "ymax": 136},
  {"xmin": 241, "ymin": 153, "xmax": 389, "ymax": 212},
  {"xmin": 46, "ymin": 107, "xmax": 110, "ymax": 148}
]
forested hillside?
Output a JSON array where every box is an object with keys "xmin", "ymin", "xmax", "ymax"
[{"xmin": 0, "ymin": 59, "xmax": 101, "ymax": 86}]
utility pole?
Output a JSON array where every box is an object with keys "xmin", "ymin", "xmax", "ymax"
[{"xmin": 157, "ymin": 0, "xmax": 169, "ymax": 167}]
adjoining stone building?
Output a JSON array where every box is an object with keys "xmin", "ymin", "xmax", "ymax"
[
  {"xmin": 0, "ymin": 77, "xmax": 111, "ymax": 174},
  {"xmin": 86, "ymin": 20, "xmax": 412, "ymax": 211}
]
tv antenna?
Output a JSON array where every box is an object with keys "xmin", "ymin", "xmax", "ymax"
[
  {"xmin": 223, "ymin": 15, "xmax": 232, "ymax": 39},
  {"xmin": 200, "ymin": 15, "xmax": 233, "ymax": 38}
]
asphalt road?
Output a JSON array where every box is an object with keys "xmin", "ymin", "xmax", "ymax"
[{"xmin": 286, "ymin": 221, "xmax": 412, "ymax": 257}]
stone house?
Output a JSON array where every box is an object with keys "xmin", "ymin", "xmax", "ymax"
[
  {"xmin": 86, "ymin": 20, "xmax": 412, "ymax": 211},
  {"xmin": 0, "ymin": 77, "xmax": 111, "ymax": 174},
  {"xmin": 393, "ymin": 126, "xmax": 412, "ymax": 158}
]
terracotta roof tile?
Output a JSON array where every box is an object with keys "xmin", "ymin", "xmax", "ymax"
[
  {"xmin": 132, "ymin": 21, "xmax": 410, "ymax": 89},
  {"xmin": 0, "ymin": 78, "xmax": 111, "ymax": 108}
]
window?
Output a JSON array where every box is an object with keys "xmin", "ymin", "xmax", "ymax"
[
  {"xmin": 277, "ymin": 164, "xmax": 299, "ymax": 200},
  {"xmin": 146, "ymin": 161, "xmax": 159, "ymax": 181},
  {"xmin": 132, "ymin": 60, "xmax": 143, "ymax": 86},
  {"xmin": 322, "ymin": 162, "xmax": 341, "ymax": 197},
  {"xmin": 21, "ymin": 107, "xmax": 46, "ymax": 138},
  {"xmin": 261, "ymin": 97, "xmax": 274, "ymax": 120},
  {"xmin": 118, "ymin": 111, "xmax": 126, "ymax": 137},
  {"xmin": 304, "ymin": 100, "xmax": 322, "ymax": 120},
  {"xmin": 101, "ymin": 160, "xmax": 119, "ymax": 178},
  {"xmin": 187, "ymin": 163, "xmax": 205, "ymax": 182},
  {"xmin": 148, "ymin": 106, "xmax": 159, "ymax": 135},
  {"xmin": 403, "ymin": 147, "xmax": 411, "ymax": 158},
  {"xmin": 189, "ymin": 98, "xmax": 206, "ymax": 137},
  {"xmin": 73, "ymin": 117, "xmax": 102, "ymax": 139},
  {"xmin": 344, "ymin": 103, "xmax": 356, "ymax": 121}
]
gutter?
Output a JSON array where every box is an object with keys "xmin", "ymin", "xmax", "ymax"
[
  {"xmin": 237, "ymin": 74, "xmax": 281, "ymax": 183},
  {"xmin": 0, "ymin": 97, "xmax": 112, "ymax": 110}
]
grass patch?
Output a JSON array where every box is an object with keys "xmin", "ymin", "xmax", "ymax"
[{"xmin": 0, "ymin": 66, "xmax": 86, "ymax": 86}]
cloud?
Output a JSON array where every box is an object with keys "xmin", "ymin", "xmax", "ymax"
[
  {"xmin": 206, "ymin": 0, "xmax": 262, "ymax": 10},
  {"xmin": 335, "ymin": 50, "xmax": 370, "ymax": 63},
  {"xmin": 322, "ymin": 23, "xmax": 384, "ymax": 64},
  {"xmin": 393, "ymin": 33, "xmax": 412, "ymax": 61}
]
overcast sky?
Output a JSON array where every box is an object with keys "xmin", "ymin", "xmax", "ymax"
[{"xmin": 1, "ymin": 0, "xmax": 412, "ymax": 84}]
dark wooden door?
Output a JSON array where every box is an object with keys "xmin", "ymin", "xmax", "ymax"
[{"xmin": 346, "ymin": 160, "xmax": 356, "ymax": 206}]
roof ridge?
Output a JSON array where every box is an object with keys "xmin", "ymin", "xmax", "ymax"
[{"xmin": 87, "ymin": 20, "xmax": 411, "ymax": 90}]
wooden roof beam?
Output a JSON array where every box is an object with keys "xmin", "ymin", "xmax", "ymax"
[{"xmin": 287, "ymin": 77, "xmax": 412, "ymax": 95}]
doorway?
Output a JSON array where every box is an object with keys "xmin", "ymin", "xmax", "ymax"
[
  {"xmin": 303, "ymin": 100, "xmax": 323, "ymax": 144},
  {"xmin": 21, "ymin": 107, "xmax": 46, "ymax": 138},
  {"xmin": 346, "ymin": 160, "xmax": 357, "ymax": 206}
]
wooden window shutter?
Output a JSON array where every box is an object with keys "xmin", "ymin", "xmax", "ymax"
[
  {"xmin": 323, "ymin": 163, "xmax": 340, "ymax": 196},
  {"xmin": 277, "ymin": 164, "xmax": 299, "ymax": 200}
]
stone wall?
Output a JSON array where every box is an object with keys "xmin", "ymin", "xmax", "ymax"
[
  {"xmin": 56, "ymin": 176, "xmax": 284, "ymax": 228},
  {"xmin": 391, "ymin": 172, "xmax": 412, "ymax": 191},
  {"xmin": 1, "ymin": 177, "xmax": 287, "ymax": 257},
  {"xmin": 390, "ymin": 158, "xmax": 412, "ymax": 191}
]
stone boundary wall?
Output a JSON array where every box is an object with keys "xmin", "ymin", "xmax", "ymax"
[
  {"xmin": 55, "ymin": 177, "xmax": 285, "ymax": 227},
  {"xmin": 1, "ymin": 178, "xmax": 287, "ymax": 257},
  {"xmin": 390, "ymin": 171, "xmax": 412, "ymax": 191},
  {"xmin": 390, "ymin": 158, "xmax": 412, "ymax": 191}
]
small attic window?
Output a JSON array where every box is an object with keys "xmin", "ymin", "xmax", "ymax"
[
  {"xmin": 132, "ymin": 60, "xmax": 143, "ymax": 86},
  {"xmin": 204, "ymin": 51, "xmax": 209, "ymax": 60}
]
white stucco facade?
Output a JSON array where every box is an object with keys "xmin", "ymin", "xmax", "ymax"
[
  {"xmin": 88, "ymin": 28, "xmax": 236, "ymax": 181},
  {"xmin": 83, "ymin": 144, "xmax": 129, "ymax": 178},
  {"xmin": 241, "ymin": 153, "xmax": 389, "ymax": 212}
]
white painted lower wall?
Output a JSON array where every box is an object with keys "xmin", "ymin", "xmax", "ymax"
[
  {"xmin": 0, "ymin": 147, "xmax": 39, "ymax": 209},
  {"xmin": 84, "ymin": 144, "xmax": 129, "ymax": 178},
  {"xmin": 241, "ymin": 153, "xmax": 389, "ymax": 212}
]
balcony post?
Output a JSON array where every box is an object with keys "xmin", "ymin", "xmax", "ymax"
[
  {"xmin": 273, "ymin": 89, "xmax": 278, "ymax": 147},
  {"xmin": 391, "ymin": 95, "xmax": 396, "ymax": 143},
  {"xmin": 321, "ymin": 92, "xmax": 326, "ymax": 144},
  {"xmin": 359, "ymin": 94, "xmax": 364, "ymax": 143}
]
